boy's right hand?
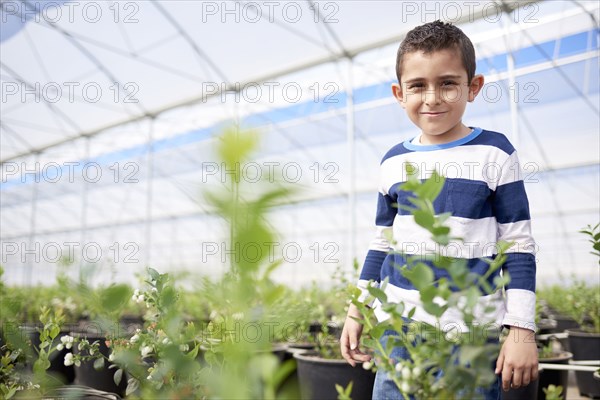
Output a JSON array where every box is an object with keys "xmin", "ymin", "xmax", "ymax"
[{"xmin": 340, "ymin": 303, "xmax": 372, "ymax": 367}]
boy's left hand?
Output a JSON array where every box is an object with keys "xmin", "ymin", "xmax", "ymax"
[{"xmin": 495, "ymin": 326, "xmax": 539, "ymax": 391}]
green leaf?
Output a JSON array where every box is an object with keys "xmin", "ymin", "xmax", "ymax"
[
  {"xmin": 414, "ymin": 210, "xmax": 435, "ymax": 230},
  {"xmin": 432, "ymin": 234, "xmax": 450, "ymax": 246},
  {"xmin": 345, "ymin": 381, "xmax": 354, "ymax": 396},
  {"xmin": 269, "ymin": 359, "xmax": 297, "ymax": 391},
  {"xmin": 420, "ymin": 285, "xmax": 437, "ymax": 303},
  {"xmin": 335, "ymin": 381, "xmax": 353, "ymax": 399},
  {"xmin": 464, "ymin": 286, "xmax": 481, "ymax": 309},
  {"xmin": 361, "ymin": 337, "xmax": 378, "ymax": 349},
  {"xmin": 416, "ymin": 171, "xmax": 445, "ymax": 201},
  {"xmin": 431, "ymin": 225, "xmax": 450, "ymax": 236},
  {"xmin": 404, "ymin": 163, "xmax": 419, "ymax": 180},
  {"xmin": 100, "ymin": 284, "xmax": 131, "ymax": 313},
  {"xmin": 49, "ymin": 325, "xmax": 60, "ymax": 340},
  {"xmin": 437, "ymin": 212, "xmax": 452, "ymax": 224},
  {"xmin": 33, "ymin": 358, "xmax": 50, "ymax": 373},
  {"xmin": 422, "ymin": 301, "xmax": 446, "ymax": 318},
  {"xmin": 493, "ymin": 273, "xmax": 511, "ymax": 289},
  {"xmin": 381, "ymin": 302, "xmax": 399, "ymax": 314},
  {"xmin": 187, "ymin": 343, "xmax": 200, "ymax": 359},
  {"xmin": 367, "ymin": 285, "xmax": 388, "ymax": 303},
  {"xmin": 204, "ymin": 350, "xmax": 217, "ymax": 365},
  {"xmin": 255, "ymin": 354, "xmax": 279, "ymax": 382},
  {"xmin": 93, "ymin": 357, "xmax": 105, "ymax": 371},
  {"xmin": 496, "ymin": 240, "xmax": 514, "ymax": 254},
  {"xmin": 458, "ymin": 345, "xmax": 485, "ymax": 365},
  {"xmin": 160, "ymin": 285, "xmax": 178, "ymax": 309},
  {"xmin": 407, "ymin": 196, "xmax": 428, "ymax": 210},
  {"xmin": 147, "ymin": 268, "xmax": 160, "ymax": 281},
  {"xmin": 402, "ymin": 263, "xmax": 434, "ymax": 291},
  {"xmin": 262, "ymin": 259, "xmax": 284, "ymax": 282},
  {"xmin": 113, "ymin": 368, "xmax": 123, "ymax": 386},
  {"xmin": 395, "ymin": 302, "xmax": 405, "ymax": 315},
  {"xmin": 218, "ymin": 127, "xmax": 259, "ymax": 167},
  {"xmin": 126, "ymin": 377, "xmax": 140, "ymax": 397},
  {"xmin": 5, "ymin": 388, "xmax": 17, "ymax": 399}
]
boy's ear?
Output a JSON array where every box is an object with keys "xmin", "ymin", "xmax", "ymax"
[
  {"xmin": 468, "ymin": 74, "xmax": 485, "ymax": 102},
  {"xmin": 391, "ymin": 83, "xmax": 406, "ymax": 108}
]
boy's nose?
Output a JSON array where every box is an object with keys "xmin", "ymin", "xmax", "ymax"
[{"xmin": 423, "ymin": 89, "xmax": 441, "ymax": 105}]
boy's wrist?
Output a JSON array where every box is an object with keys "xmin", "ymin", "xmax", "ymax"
[
  {"xmin": 504, "ymin": 325, "xmax": 537, "ymax": 344},
  {"xmin": 347, "ymin": 303, "xmax": 362, "ymax": 317}
]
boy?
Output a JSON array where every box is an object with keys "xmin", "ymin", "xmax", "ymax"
[{"xmin": 340, "ymin": 20, "xmax": 538, "ymax": 399}]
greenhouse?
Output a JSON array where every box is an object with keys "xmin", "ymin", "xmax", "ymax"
[{"xmin": 1, "ymin": 0, "xmax": 599, "ymax": 399}]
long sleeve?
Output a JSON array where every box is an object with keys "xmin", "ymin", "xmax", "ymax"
[
  {"xmin": 494, "ymin": 150, "xmax": 537, "ymax": 331},
  {"xmin": 357, "ymin": 191, "xmax": 396, "ymax": 305}
]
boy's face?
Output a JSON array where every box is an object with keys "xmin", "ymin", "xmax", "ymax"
[{"xmin": 392, "ymin": 48, "xmax": 484, "ymax": 145}]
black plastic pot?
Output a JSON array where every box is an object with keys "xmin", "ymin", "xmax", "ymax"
[
  {"xmin": 550, "ymin": 314, "xmax": 579, "ymax": 333},
  {"xmin": 567, "ymin": 329, "xmax": 600, "ymax": 399},
  {"xmin": 286, "ymin": 342, "xmax": 315, "ymax": 354},
  {"xmin": 537, "ymin": 351, "xmax": 572, "ymax": 400},
  {"xmin": 118, "ymin": 315, "xmax": 144, "ymax": 336},
  {"xmin": 294, "ymin": 350, "xmax": 375, "ymax": 400},
  {"xmin": 544, "ymin": 314, "xmax": 577, "ymax": 352}
]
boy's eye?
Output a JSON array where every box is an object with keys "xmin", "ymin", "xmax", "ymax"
[
  {"xmin": 441, "ymin": 80, "xmax": 458, "ymax": 86},
  {"xmin": 407, "ymin": 83, "xmax": 424, "ymax": 90}
]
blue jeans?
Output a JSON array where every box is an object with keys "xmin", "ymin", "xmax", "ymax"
[{"xmin": 372, "ymin": 329, "xmax": 501, "ymax": 400}]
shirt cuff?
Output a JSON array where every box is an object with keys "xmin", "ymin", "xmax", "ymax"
[
  {"xmin": 502, "ymin": 288, "xmax": 537, "ymax": 332},
  {"xmin": 357, "ymin": 279, "xmax": 379, "ymax": 307}
]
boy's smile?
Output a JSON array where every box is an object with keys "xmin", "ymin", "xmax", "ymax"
[{"xmin": 392, "ymin": 48, "xmax": 484, "ymax": 145}]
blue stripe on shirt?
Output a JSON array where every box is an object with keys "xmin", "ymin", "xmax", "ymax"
[
  {"xmin": 360, "ymin": 249, "xmax": 388, "ymax": 282},
  {"xmin": 389, "ymin": 178, "xmax": 493, "ymax": 220},
  {"xmin": 376, "ymin": 193, "xmax": 397, "ymax": 226},
  {"xmin": 503, "ymin": 252, "xmax": 536, "ymax": 291},
  {"xmin": 381, "ymin": 253, "xmax": 501, "ymax": 293},
  {"xmin": 369, "ymin": 251, "xmax": 536, "ymax": 293},
  {"xmin": 463, "ymin": 129, "xmax": 515, "ymax": 156},
  {"xmin": 493, "ymin": 181, "xmax": 531, "ymax": 223}
]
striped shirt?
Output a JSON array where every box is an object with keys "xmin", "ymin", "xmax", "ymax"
[{"xmin": 358, "ymin": 127, "xmax": 537, "ymax": 332}]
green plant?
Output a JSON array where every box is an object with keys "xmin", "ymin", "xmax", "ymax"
[
  {"xmin": 71, "ymin": 126, "xmax": 302, "ymax": 399},
  {"xmin": 0, "ymin": 306, "xmax": 77, "ymax": 398},
  {"xmin": 197, "ymin": 126, "xmax": 299, "ymax": 398},
  {"xmin": 538, "ymin": 279, "xmax": 600, "ymax": 333},
  {"xmin": 0, "ymin": 346, "xmax": 33, "ymax": 400},
  {"xmin": 574, "ymin": 223, "xmax": 600, "ymax": 332},
  {"xmin": 335, "ymin": 381, "xmax": 354, "ymax": 400},
  {"xmin": 96, "ymin": 268, "xmax": 205, "ymax": 398},
  {"xmin": 352, "ymin": 167, "xmax": 510, "ymax": 399},
  {"xmin": 538, "ymin": 337, "xmax": 564, "ymax": 359},
  {"xmin": 580, "ymin": 223, "xmax": 600, "ymax": 261},
  {"xmin": 310, "ymin": 262, "xmax": 361, "ymax": 359},
  {"xmin": 542, "ymin": 384, "xmax": 564, "ymax": 400}
]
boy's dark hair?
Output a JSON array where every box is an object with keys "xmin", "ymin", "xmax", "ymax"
[{"xmin": 396, "ymin": 20, "xmax": 476, "ymax": 84}]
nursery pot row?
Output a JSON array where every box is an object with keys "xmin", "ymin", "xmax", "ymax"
[{"xmin": 567, "ymin": 329, "xmax": 600, "ymax": 399}]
